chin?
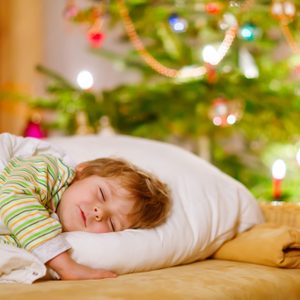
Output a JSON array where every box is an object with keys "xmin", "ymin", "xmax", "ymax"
[{"xmin": 61, "ymin": 222, "xmax": 74, "ymax": 232}]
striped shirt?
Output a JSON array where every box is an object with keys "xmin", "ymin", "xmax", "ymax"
[{"xmin": 0, "ymin": 155, "xmax": 75, "ymax": 253}]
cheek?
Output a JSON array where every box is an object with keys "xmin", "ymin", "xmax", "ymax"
[{"xmin": 67, "ymin": 185, "xmax": 92, "ymax": 205}]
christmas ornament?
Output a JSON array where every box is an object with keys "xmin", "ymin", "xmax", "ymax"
[
  {"xmin": 205, "ymin": 2, "xmax": 223, "ymax": 14},
  {"xmin": 70, "ymin": 4, "xmax": 103, "ymax": 24},
  {"xmin": 115, "ymin": 0, "xmax": 253, "ymax": 78},
  {"xmin": 65, "ymin": 1, "xmax": 106, "ymax": 48},
  {"xmin": 88, "ymin": 28, "xmax": 105, "ymax": 48},
  {"xmin": 239, "ymin": 22, "xmax": 258, "ymax": 41},
  {"xmin": 76, "ymin": 111, "xmax": 93, "ymax": 135},
  {"xmin": 229, "ymin": 1, "xmax": 241, "ymax": 8},
  {"xmin": 23, "ymin": 114, "xmax": 46, "ymax": 139},
  {"xmin": 209, "ymin": 98, "xmax": 243, "ymax": 127},
  {"xmin": 87, "ymin": 12, "xmax": 105, "ymax": 48},
  {"xmin": 271, "ymin": 0, "xmax": 296, "ymax": 24},
  {"xmin": 219, "ymin": 13, "xmax": 237, "ymax": 31},
  {"xmin": 271, "ymin": 1, "xmax": 299, "ymax": 54},
  {"xmin": 168, "ymin": 13, "xmax": 188, "ymax": 33},
  {"xmin": 205, "ymin": 63, "xmax": 218, "ymax": 83},
  {"xmin": 98, "ymin": 116, "xmax": 115, "ymax": 136},
  {"xmin": 239, "ymin": 47, "xmax": 259, "ymax": 78},
  {"xmin": 63, "ymin": 0, "xmax": 78, "ymax": 20}
]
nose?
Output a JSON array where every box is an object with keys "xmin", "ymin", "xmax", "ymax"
[{"xmin": 93, "ymin": 206, "xmax": 103, "ymax": 222}]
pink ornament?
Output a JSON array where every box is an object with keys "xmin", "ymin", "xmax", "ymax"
[
  {"xmin": 24, "ymin": 119, "xmax": 46, "ymax": 139},
  {"xmin": 63, "ymin": 2, "xmax": 78, "ymax": 20}
]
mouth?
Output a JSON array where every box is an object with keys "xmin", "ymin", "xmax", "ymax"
[{"xmin": 80, "ymin": 209, "xmax": 86, "ymax": 227}]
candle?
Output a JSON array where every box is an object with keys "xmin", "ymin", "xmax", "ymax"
[{"xmin": 271, "ymin": 159, "xmax": 286, "ymax": 200}]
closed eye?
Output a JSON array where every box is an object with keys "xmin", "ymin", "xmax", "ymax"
[
  {"xmin": 110, "ymin": 218, "xmax": 115, "ymax": 232},
  {"xmin": 99, "ymin": 187, "xmax": 105, "ymax": 202}
]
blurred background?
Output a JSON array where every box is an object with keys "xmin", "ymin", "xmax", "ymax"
[{"xmin": 1, "ymin": 0, "xmax": 300, "ymax": 202}]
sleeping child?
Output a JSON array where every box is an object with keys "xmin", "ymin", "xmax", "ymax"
[{"xmin": 0, "ymin": 154, "xmax": 171, "ymax": 280}]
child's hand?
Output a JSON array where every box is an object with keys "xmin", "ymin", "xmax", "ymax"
[
  {"xmin": 58, "ymin": 263, "xmax": 117, "ymax": 281},
  {"xmin": 46, "ymin": 251, "xmax": 117, "ymax": 280}
]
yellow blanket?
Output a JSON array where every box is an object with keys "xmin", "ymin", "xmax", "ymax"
[{"xmin": 213, "ymin": 223, "xmax": 300, "ymax": 268}]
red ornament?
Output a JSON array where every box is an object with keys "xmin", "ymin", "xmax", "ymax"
[
  {"xmin": 88, "ymin": 31, "xmax": 105, "ymax": 48},
  {"xmin": 205, "ymin": 63, "xmax": 218, "ymax": 84},
  {"xmin": 209, "ymin": 98, "xmax": 243, "ymax": 127},
  {"xmin": 205, "ymin": 2, "xmax": 222, "ymax": 14}
]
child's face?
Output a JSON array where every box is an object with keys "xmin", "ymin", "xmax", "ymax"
[{"xmin": 56, "ymin": 175, "xmax": 135, "ymax": 233}]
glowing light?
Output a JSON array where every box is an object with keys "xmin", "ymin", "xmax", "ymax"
[
  {"xmin": 219, "ymin": 13, "xmax": 237, "ymax": 30},
  {"xmin": 176, "ymin": 66, "xmax": 206, "ymax": 81},
  {"xmin": 239, "ymin": 47, "xmax": 259, "ymax": 78},
  {"xmin": 227, "ymin": 114, "xmax": 237, "ymax": 125},
  {"xmin": 202, "ymin": 45, "xmax": 220, "ymax": 65},
  {"xmin": 272, "ymin": 159, "xmax": 286, "ymax": 180},
  {"xmin": 244, "ymin": 66, "xmax": 259, "ymax": 78},
  {"xmin": 241, "ymin": 28, "xmax": 251, "ymax": 38},
  {"xmin": 76, "ymin": 70, "xmax": 94, "ymax": 90},
  {"xmin": 213, "ymin": 116, "xmax": 222, "ymax": 126},
  {"xmin": 173, "ymin": 20, "xmax": 187, "ymax": 32},
  {"xmin": 284, "ymin": 2, "xmax": 295, "ymax": 16},
  {"xmin": 271, "ymin": 2, "xmax": 283, "ymax": 15},
  {"xmin": 296, "ymin": 149, "xmax": 300, "ymax": 165},
  {"xmin": 168, "ymin": 14, "xmax": 187, "ymax": 33}
]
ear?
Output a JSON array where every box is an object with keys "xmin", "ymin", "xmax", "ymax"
[{"xmin": 75, "ymin": 162, "xmax": 88, "ymax": 178}]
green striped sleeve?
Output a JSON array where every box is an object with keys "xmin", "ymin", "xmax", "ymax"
[{"xmin": 0, "ymin": 155, "xmax": 75, "ymax": 251}]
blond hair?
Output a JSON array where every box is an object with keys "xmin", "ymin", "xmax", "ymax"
[{"xmin": 76, "ymin": 157, "xmax": 171, "ymax": 229}]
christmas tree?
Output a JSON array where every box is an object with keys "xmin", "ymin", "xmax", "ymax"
[{"xmin": 33, "ymin": 0, "xmax": 300, "ymax": 201}]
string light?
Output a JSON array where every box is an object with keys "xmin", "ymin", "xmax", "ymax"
[
  {"xmin": 271, "ymin": 0, "xmax": 300, "ymax": 54},
  {"xmin": 279, "ymin": 23, "xmax": 300, "ymax": 54},
  {"xmin": 168, "ymin": 13, "xmax": 188, "ymax": 33},
  {"xmin": 116, "ymin": 0, "xmax": 254, "ymax": 79}
]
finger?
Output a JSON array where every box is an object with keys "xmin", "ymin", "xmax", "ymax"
[{"xmin": 98, "ymin": 270, "xmax": 118, "ymax": 279}]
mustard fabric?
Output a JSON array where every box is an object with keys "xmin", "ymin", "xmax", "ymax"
[
  {"xmin": 260, "ymin": 202, "xmax": 300, "ymax": 227},
  {"xmin": 213, "ymin": 223, "xmax": 300, "ymax": 268},
  {"xmin": 1, "ymin": 260, "xmax": 300, "ymax": 300},
  {"xmin": 2, "ymin": 202, "xmax": 300, "ymax": 299}
]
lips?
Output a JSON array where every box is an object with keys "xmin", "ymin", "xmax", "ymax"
[{"xmin": 80, "ymin": 209, "xmax": 86, "ymax": 227}]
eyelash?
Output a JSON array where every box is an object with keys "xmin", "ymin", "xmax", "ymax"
[
  {"xmin": 99, "ymin": 187, "xmax": 105, "ymax": 202},
  {"xmin": 110, "ymin": 219, "xmax": 115, "ymax": 231},
  {"xmin": 99, "ymin": 187, "xmax": 115, "ymax": 231}
]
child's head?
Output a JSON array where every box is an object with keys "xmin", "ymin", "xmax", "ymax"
[{"xmin": 57, "ymin": 157, "xmax": 171, "ymax": 233}]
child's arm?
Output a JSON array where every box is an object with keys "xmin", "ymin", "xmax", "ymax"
[
  {"xmin": 46, "ymin": 251, "xmax": 117, "ymax": 280},
  {"xmin": 0, "ymin": 155, "xmax": 75, "ymax": 264}
]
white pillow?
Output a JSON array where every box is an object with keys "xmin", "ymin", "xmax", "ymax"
[{"xmin": 47, "ymin": 134, "xmax": 264, "ymax": 274}]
